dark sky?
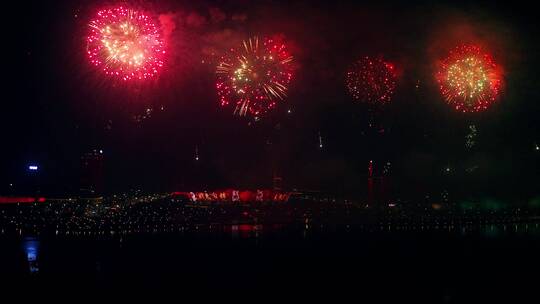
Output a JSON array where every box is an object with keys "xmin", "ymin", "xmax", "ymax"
[{"xmin": 2, "ymin": 0, "xmax": 539, "ymax": 197}]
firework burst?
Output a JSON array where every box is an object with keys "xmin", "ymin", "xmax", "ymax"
[
  {"xmin": 87, "ymin": 6, "xmax": 165, "ymax": 81},
  {"xmin": 436, "ymin": 45, "xmax": 502, "ymax": 112},
  {"xmin": 216, "ymin": 37, "xmax": 294, "ymax": 117},
  {"xmin": 346, "ymin": 56, "xmax": 397, "ymax": 105}
]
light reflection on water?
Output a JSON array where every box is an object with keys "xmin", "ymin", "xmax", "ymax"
[
  {"xmin": 2, "ymin": 222, "xmax": 538, "ymax": 283},
  {"xmin": 220, "ymin": 222, "xmax": 540, "ymax": 239},
  {"xmin": 478, "ymin": 223, "xmax": 540, "ymax": 237},
  {"xmin": 22, "ymin": 237, "xmax": 39, "ymax": 274},
  {"xmin": 5, "ymin": 222, "xmax": 539, "ymax": 241}
]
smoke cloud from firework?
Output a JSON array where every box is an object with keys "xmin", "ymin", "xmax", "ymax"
[{"xmin": 67, "ymin": 1, "xmax": 525, "ymax": 192}]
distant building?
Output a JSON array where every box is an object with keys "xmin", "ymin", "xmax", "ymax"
[
  {"xmin": 80, "ymin": 149, "xmax": 104, "ymax": 197},
  {"xmin": 272, "ymin": 175, "xmax": 283, "ymax": 191},
  {"xmin": 367, "ymin": 160, "xmax": 392, "ymax": 205}
]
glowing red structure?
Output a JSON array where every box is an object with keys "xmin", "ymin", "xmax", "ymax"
[
  {"xmin": 346, "ymin": 56, "xmax": 397, "ymax": 105},
  {"xmin": 172, "ymin": 190, "xmax": 291, "ymax": 203},
  {"xmin": 436, "ymin": 45, "xmax": 502, "ymax": 112},
  {"xmin": 87, "ymin": 6, "xmax": 165, "ymax": 81},
  {"xmin": 0, "ymin": 197, "xmax": 46, "ymax": 204},
  {"xmin": 216, "ymin": 37, "xmax": 294, "ymax": 117}
]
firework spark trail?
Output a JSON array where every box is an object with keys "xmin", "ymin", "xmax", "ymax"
[
  {"xmin": 87, "ymin": 6, "xmax": 165, "ymax": 81},
  {"xmin": 216, "ymin": 37, "xmax": 294, "ymax": 117},
  {"xmin": 436, "ymin": 45, "xmax": 502, "ymax": 113},
  {"xmin": 346, "ymin": 56, "xmax": 397, "ymax": 105}
]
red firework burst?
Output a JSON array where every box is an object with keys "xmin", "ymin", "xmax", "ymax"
[
  {"xmin": 436, "ymin": 45, "xmax": 502, "ymax": 113},
  {"xmin": 87, "ymin": 6, "xmax": 165, "ymax": 81},
  {"xmin": 346, "ymin": 56, "xmax": 397, "ymax": 105},
  {"xmin": 216, "ymin": 37, "xmax": 294, "ymax": 117}
]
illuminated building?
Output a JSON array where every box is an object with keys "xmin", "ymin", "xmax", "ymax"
[{"xmin": 80, "ymin": 149, "xmax": 104, "ymax": 198}]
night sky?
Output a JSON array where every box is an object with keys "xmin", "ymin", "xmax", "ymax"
[{"xmin": 2, "ymin": 0, "xmax": 539, "ymax": 197}]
